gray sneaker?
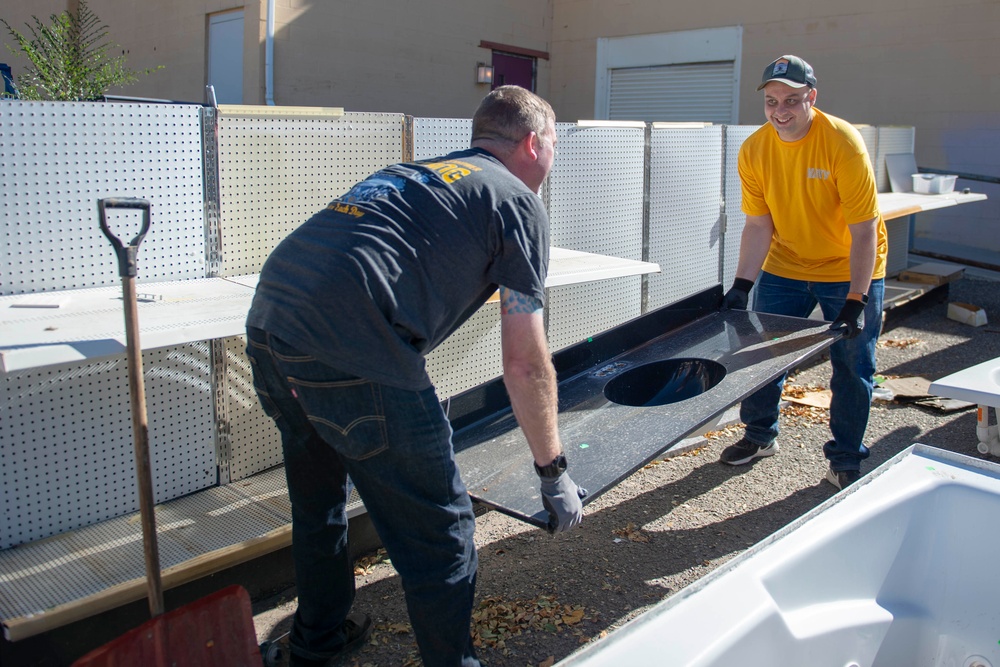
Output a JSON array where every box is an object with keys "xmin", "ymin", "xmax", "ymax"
[
  {"xmin": 719, "ymin": 438, "xmax": 778, "ymax": 466},
  {"xmin": 825, "ymin": 466, "xmax": 861, "ymax": 490}
]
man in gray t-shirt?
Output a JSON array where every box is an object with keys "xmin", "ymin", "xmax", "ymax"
[{"xmin": 246, "ymin": 86, "xmax": 584, "ymax": 667}]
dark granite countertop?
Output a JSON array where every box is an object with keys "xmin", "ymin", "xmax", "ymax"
[{"xmin": 451, "ymin": 287, "xmax": 841, "ymax": 530}]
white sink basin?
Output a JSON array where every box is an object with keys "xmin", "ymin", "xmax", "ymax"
[
  {"xmin": 558, "ymin": 444, "xmax": 1000, "ymax": 667},
  {"xmin": 930, "ymin": 356, "xmax": 1000, "ymax": 408}
]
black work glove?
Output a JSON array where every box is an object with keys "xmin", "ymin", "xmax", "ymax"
[
  {"xmin": 831, "ymin": 297, "xmax": 866, "ymax": 339},
  {"xmin": 721, "ymin": 278, "xmax": 755, "ymax": 310},
  {"xmin": 539, "ymin": 472, "xmax": 587, "ymax": 534}
]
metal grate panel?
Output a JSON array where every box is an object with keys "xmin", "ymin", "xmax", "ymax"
[
  {"xmin": 546, "ymin": 124, "xmax": 646, "ymax": 346},
  {"xmin": 647, "ymin": 126, "xmax": 724, "ymax": 309},
  {"xmin": 547, "ymin": 278, "xmax": 642, "ymax": 352},
  {"xmin": 412, "ymin": 117, "xmax": 472, "ymax": 159},
  {"xmin": 224, "ymin": 335, "xmax": 284, "ymax": 481},
  {"xmin": 0, "ymin": 470, "xmax": 289, "ymax": 628},
  {"xmin": 413, "ymin": 118, "xmax": 503, "ymax": 399},
  {"xmin": 1, "ymin": 345, "xmax": 217, "ymax": 549},
  {"xmin": 0, "ymin": 102, "xmax": 207, "ymax": 296},
  {"xmin": 721, "ymin": 125, "xmax": 759, "ymax": 289},
  {"xmin": 854, "ymin": 125, "xmax": 879, "ymax": 187},
  {"xmin": 216, "ymin": 110, "xmax": 404, "ymax": 276},
  {"xmin": 547, "ymin": 124, "xmax": 645, "ymax": 257},
  {"xmin": 884, "ymin": 217, "xmax": 910, "ymax": 277},
  {"xmin": 426, "ymin": 305, "xmax": 504, "ymax": 400}
]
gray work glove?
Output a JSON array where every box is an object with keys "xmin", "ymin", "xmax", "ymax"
[
  {"xmin": 540, "ymin": 472, "xmax": 587, "ymax": 534},
  {"xmin": 721, "ymin": 278, "xmax": 755, "ymax": 310},
  {"xmin": 831, "ymin": 297, "xmax": 866, "ymax": 339}
]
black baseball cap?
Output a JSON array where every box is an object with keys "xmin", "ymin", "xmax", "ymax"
[{"xmin": 757, "ymin": 55, "xmax": 817, "ymax": 91}]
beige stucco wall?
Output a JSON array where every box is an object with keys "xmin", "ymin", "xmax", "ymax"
[
  {"xmin": 1, "ymin": 1, "xmax": 552, "ymax": 117},
  {"xmin": 549, "ymin": 0, "xmax": 999, "ymax": 177},
  {"xmin": 3, "ymin": 1, "xmax": 995, "ymax": 254}
]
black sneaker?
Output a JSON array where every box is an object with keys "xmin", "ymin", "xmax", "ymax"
[
  {"xmin": 719, "ymin": 438, "xmax": 778, "ymax": 466},
  {"xmin": 288, "ymin": 612, "xmax": 373, "ymax": 666},
  {"xmin": 825, "ymin": 466, "xmax": 861, "ymax": 490}
]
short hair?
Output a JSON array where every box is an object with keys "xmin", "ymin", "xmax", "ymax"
[{"xmin": 471, "ymin": 85, "xmax": 555, "ymax": 145}]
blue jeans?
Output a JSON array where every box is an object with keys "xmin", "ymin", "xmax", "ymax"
[
  {"xmin": 739, "ymin": 272, "xmax": 884, "ymax": 471},
  {"xmin": 246, "ymin": 327, "xmax": 481, "ymax": 667}
]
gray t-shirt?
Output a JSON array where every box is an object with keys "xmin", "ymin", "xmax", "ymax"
[{"xmin": 247, "ymin": 147, "xmax": 550, "ymax": 390}]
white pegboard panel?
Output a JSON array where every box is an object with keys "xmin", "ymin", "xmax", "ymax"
[
  {"xmin": 854, "ymin": 125, "xmax": 879, "ymax": 185},
  {"xmin": 884, "ymin": 217, "xmax": 910, "ymax": 277},
  {"xmin": 216, "ymin": 109, "xmax": 405, "ymax": 276},
  {"xmin": 426, "ymin": 304, "xmax": 504, "ymax": 400},
  {"xmin": 1, "ymin": 101, "xmax": 208, "ymax": 296},
  {"xmin": 1, "ymin": 344, "xmax": 217, "ymax": 549},
  {"xmin": 412, "ymin": 117, "xmax": 472, "ymax": 159},
  {"xmin": 544, "ymin": 124, "xmax": 646, "ymax": 348},
  {"xmin": 647, "ymin": 126, "xmax": 724, "ymax": 309},
  {"xmin": 547, "ymin": 123, "xmax": 646, "ymax": 258},
  {"xmin": 223, "ymin": 335, "xmax": 284, "ymax": 481},
  {"xmin": 875, "ymin": 126, "xmax": 915, "ymax": 193},
  {"xmin": 547, "ymin": 278, "xmax": 642, "ymax": 352},
  {"xmin": 721, "ymin": 125, "xmax": 759, "ymax": 289}
]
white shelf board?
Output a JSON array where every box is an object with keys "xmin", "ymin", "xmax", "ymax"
[
  {"xmin": 0, "ymin": 277, "xmax": 258, "ymax": 373},
  {"xmin": 547, "ymin": 247, "xmax": 658, "ymax": 287},
  {"xmin": 878, "ymin": 191, "xmax": 987, "ymax": 221},
  {"xmin": 1, "ymin": 249, "xmax": 659, "ymax": 374}
]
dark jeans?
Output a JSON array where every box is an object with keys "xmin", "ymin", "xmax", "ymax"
[
  {"xmin": 739, "ymin": 272, "xmax": 884, "ymax": 471},
  {"xmin": 246, "ymin": 327, "xmax": 481, "ymax": 667}
]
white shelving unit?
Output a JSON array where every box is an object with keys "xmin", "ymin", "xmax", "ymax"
[{"xmin": 1, "ymin": 250, "xmax": 659, "ymax": 374}]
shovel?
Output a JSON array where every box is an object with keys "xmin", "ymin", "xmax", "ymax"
[
  {"xmin": 71, "ymin": 198, "xmax": 260, "ymax": 666},
  {"xmin": 98, "ymin": 197, "xmax": 164, "ymax": 616}
]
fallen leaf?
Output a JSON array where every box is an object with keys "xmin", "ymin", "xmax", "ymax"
[
  {"xmin": 612, "ymin": 521, "xmax": 650, "ymax": 542},
  {"xmin": 877, "ymin": 338, "xmax": 922, "ymax": 349}
]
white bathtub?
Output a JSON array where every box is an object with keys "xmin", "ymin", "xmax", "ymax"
[{"xmin": 558, "ymin": 444, "xmax": 1000, "ymax": 667}]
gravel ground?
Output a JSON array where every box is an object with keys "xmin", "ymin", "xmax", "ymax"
[{"xmin": 253, "ymin": 274, "xmax": 1000, "ymax": 667}]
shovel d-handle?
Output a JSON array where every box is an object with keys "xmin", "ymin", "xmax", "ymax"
[
  {"xmin": 98, "ymin": 196, "xmax": 164, "ymax": 617},
  {"xmin": 98, "ymin": 197, "xmax": 151, "ymax": 278}
]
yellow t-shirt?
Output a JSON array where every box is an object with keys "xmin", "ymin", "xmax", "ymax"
[{"xmin": 738, "ymin": 108, "xmax": 887, "ymax": 281}]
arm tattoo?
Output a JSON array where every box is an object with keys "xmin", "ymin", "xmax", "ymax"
[{"xmin": 499, "ymin": 286, "xmax": 544, "ymax": 315}]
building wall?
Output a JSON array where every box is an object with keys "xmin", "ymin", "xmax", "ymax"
[
  {"xmin": 0, "ymin": 1, "xmax": 552, "ymax": 116},
  {"xmin": 2, "ymin": 1, "xmax": 995, "ymax": 257},
  {"xmin": 549, "ymin": 0, "xmax": 1000, "ymax": 257}
]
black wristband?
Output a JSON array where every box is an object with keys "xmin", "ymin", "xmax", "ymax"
[
  {"xmin": 732, "ymin": 277, "xmax": 755, "ymax": 292},
  {"xmin": 534, "ymin": 454, "xmax": 568, "ymax": 478}
]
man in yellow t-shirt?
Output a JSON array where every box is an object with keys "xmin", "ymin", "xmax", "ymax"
[{"xmin": 719, "ymin": 55, "xmax": 887, "ymax": 490}]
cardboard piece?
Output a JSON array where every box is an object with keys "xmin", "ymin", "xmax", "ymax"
[
  {"xmin": 877, "ymin": 376, "xmax": 976, "ymax": 411},
  {"xmin": 948, "ymin": 302, "xmax": 988, "ymax": 327},
  {"xmin": 783, "ymin": 389, "xmax": 832, "ymax": 409},
  {"xmin": 914, "ymin": 396, "xmax": 976, "ymax": 412},
  {"xmin": 881, "ymin": 376, "xmax": 933, "ymax": 399},
  {"xmin": 898, "ymin": 262, "xmax": 965, "ymax": 285}
]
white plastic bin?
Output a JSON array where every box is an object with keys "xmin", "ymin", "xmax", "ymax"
[{"xmin": 912, "ymin": 173, "xmax": 958, "ymax": 194}]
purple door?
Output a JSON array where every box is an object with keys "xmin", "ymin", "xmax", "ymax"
[{"xmin": 492, "ymin": 52, "xmax": 535, "ymax": 91}]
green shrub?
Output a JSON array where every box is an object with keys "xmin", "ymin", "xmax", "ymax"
[{"xmin": 2, "ymin": 0, "xmax": 161, "ymax": 101}]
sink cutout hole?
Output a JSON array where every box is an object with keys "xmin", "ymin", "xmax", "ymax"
[{"xmin": 603, "ymin": 358, "xmax": 726, "ymax": 407}]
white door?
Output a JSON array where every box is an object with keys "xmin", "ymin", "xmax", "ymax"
[{"xmin": 208, "ymin": 10, "xmax": 244, "ymax": 104}]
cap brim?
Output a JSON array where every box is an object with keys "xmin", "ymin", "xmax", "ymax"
[{"xmin": 757, "ymin": 78, "xmax": 810, "ymax": 91}]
